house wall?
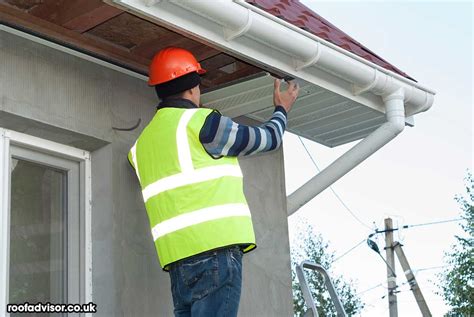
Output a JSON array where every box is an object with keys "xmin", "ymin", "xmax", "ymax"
[{"xmin": 0, "ymin": 30, "xmax": 293, "ymax": 317}]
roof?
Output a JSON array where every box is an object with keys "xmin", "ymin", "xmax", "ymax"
[
  {"xmin": 1, "ymin": 0, "xmax": 432, "ymax": 148},
  {"xmin": 247, "ymin": 0, "xmax": 416, "ymax": 81},
  {"xmin": 0, "ymin": 0, "xmax": 415, "ymax": 89},
  {"xmin": 0, "ymin": 0, "xmax": 263, "ymax": 91}
]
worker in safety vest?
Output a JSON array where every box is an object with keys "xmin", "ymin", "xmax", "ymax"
[{"xmin": 128, "ymin": 47, "xmax": 298, "ymax": 317}]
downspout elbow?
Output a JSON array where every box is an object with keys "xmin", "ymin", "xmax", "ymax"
[{"xmin": 383, "ymin": 88, "xmax": 406, "ymax": 136}]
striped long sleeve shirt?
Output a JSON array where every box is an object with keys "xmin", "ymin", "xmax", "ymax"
[
  {"xmin": 200, "ymin": 106, "xmax": 287, "ymax": 158},
  {"xmin": 157, "ymin": 98, "xmax": 288, "ymax": 158}
]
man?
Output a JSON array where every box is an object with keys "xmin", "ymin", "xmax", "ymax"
[{"xmin": 128, "ymin": 47, "xmax": 299, "ymax": 317}]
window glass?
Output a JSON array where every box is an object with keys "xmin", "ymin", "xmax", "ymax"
[{"xmin": 9, "ymin": 158, "xmax": 67, "ymax": 312}]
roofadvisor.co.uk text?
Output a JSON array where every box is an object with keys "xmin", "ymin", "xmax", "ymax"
[{"xmin": 7, "ymin": 302, "xmax": 97, "ymax": 314}]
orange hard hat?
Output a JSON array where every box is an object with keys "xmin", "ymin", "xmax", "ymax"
[{"xmin": 148, "ymin": 47, "xmax": 206, "ymax": 86}]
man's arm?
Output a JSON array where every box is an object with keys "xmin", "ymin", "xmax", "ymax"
[
  {"xmin": 200, "ymin": 79, "xmax": 299, "ymax": 158},
  {"xmin": 199, "ymin": 106, "xmax": 287, "ymax": 158}
]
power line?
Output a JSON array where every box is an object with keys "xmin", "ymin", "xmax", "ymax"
[
  {"xmin": 413, "ymin": 265, "xmax": 450, "ymax": 273},
  {"xmin": 372, "ymin": 218, "xmax": 464, "ymax": 236},
  {"xmin": 297, "ymin": 136, "xmax": 373, "ymax": 230},
  {"xmin": 403, "ymin": 218, "xmax": 463, "ymax": 229},
  {"xmin": 329, "ymin": 185, "xmax": 373, "ymax": 230},
  {"xmin": 298, "ymin": 135, "xmax": 322, "ymax": 173},
  {"xmin": 333, "ymin": 238, "xmax": 366, "ymax": 262},
  {"xmin": 362, "ymin": 293, "xmax": 387, "ymax": 312},
  {"xmin": 356, "ymin": 283, "xmax": 384, "ymax": 296}
]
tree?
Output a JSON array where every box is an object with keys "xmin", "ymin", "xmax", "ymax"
[
  {"xmin": 291, "ymin": 219, "xmax": 364, "ymax": 316},
  {"xmin": 438, "ymin": 171, "xmax": 474, "ymax": 316}
]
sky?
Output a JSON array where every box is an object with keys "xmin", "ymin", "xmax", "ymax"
[{"xmin": 284, "ymin": 1, "xmax": 473, "ymax": 316}]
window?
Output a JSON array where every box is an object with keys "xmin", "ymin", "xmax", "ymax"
[{"xmin": 0, "ymin": 129, "xmax": 92, "ymax": 316}]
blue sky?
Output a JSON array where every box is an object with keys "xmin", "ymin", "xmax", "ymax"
[{"xmin": 285, "ymin": 1, "xmax": 472, "ymax": 315}]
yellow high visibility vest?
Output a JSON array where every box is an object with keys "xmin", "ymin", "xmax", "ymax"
[{"xmin": 128, "ymin": 107, "xmax": 256, "ymax": 269}]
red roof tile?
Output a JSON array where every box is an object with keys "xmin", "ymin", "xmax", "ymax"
[{"xmin": 247, "ymin": 0, "xmax": 415, "ymax": 81}]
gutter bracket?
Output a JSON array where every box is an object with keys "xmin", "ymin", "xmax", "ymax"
[
  {"xmin": 352, "ymin": 69, "xmax": 380, "ymax": 95},
  {"xmin": 224, "ymin": 9, "xmax": 252, "ymax": 41},
  {"xmin": 295, "ymin": 42, "xmax": 322, "ymax": 71},
  {"xmin": 144, "ymin": 0, "xmax": 160, "ymax": 6},
  {"xmin": 405, "ymin": 115, "xmax": 415, "ymax": 127}
]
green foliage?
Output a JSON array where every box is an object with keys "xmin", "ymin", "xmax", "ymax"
[
  {"xmin": 291, "ymin": 219, "xmax": 364, "ymax": 316},
  {"xmin": 438, "ymin": 171, "xmax": 474, "ymax": 316}
]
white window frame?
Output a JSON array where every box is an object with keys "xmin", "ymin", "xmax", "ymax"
[{"xmin": 0, "ymin": 128, "xmax": 92, "ymax": 316}]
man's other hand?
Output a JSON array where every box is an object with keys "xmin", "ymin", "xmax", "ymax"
[{"xmin": 273, "ymin": 79, "xmax": 299, "ymax": 113}]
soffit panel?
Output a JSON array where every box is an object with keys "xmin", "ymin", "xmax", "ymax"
[{"xmin": 201, "ymin": 74, "xmax": 386, "ymax": 147}]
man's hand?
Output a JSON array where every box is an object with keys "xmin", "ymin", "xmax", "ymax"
[{"xmin": 273, "ymin": 79, "xmax": 299, "ymax": 113}]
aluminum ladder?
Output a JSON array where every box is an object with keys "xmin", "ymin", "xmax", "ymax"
[{"xmin": 295, "ymin": 261, "xmax": 348, "ymax": 317}]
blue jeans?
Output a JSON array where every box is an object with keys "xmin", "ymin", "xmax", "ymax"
[{"xmin": 168, "ymin": 246, "xmax": 243, "ymax": 317}]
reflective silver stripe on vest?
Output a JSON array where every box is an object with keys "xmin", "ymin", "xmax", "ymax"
[
  {"xmin": 142, "ymin": 164, "xmax": 242, "ymax": 202},
  {"xmin": 176, "ymin": 109, "xmax": 198, "ymax": 173},
  {"xmin": 152, "ymin": 203, "xmax": 251, "ymax": 240},
  {"xmin": 131, "ymin": 140, "xmax": 140, "ymax": 183},
  {"xmin": 141, "ymin": 109, "xmax": 243, "ymax": 202}
]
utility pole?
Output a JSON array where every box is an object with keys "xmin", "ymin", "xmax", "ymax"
[
  {"xmin": 393, "ymin": 242, "xmax": 432, "ymax": 317},
  {"xmin": 384, "ymin": 218, "xmax": 398, "ymax": 317}
]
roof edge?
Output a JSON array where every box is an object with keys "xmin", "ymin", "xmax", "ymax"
[
  {"xmin": 109, "ymin": 0, "xmax": 435, "ymax": 116},
  {"xmin": 238, "ymin": 0, "xmax": 432, "ymax": 94},
  {"xmin": 247, "ymin": 0, "xmax": 415, "ymax": 81}
]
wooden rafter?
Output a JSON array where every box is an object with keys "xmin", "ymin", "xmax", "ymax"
[
  {"xmin": 0, "ymin": 3, "xmax": 149, "ymax": 74},
  {"xmin": 62, "ymin": 4, "xmax": 122, "ymax": 33},
  {"xmin": 212, "ymin": 66, "xmax": 264, "ymax": 86},
  {"xmin": 201, "ymin": 54, "xmax": 236, "ymax": 72},
  {"xmin": 4, "ymin": 0, "xmax": 122, "ymax": 33},
  {"xmin": 29, "ymin": 0, "xmax": 108, "ymax": 25},
  {"xmin": 132, "ymin": 31, "xmax": 221, "ymax": 61},
  {"xmin": 0, "ymin": 0, "xmax": 269, "ymax": 88}
]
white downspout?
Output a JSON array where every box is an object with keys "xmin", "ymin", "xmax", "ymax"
[{"xmin": 287, "ymin": 88, "xmax": 406, "ymax": 216}]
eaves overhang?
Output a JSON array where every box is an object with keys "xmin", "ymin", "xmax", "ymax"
[
  {"xmin": 109, "ymin": 0, "xmax": 436, "ymax": 147},
  {"xmin": 200, "ymin": 73, "xmax": 389, "ymax": 148}
]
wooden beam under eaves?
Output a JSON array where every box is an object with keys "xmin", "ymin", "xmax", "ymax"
[
  {"xmin": 0, "ymin": 3, "xmax": 149, "ymax": 75},
  {"xmin": 20, "ymin": 0, "xmax": 122, "ymax": 33},
  {"xmin": 62, "ymin": 4, "xmax": 123, "ymax": 33},
  {"xmin": 28, "ymin": 0, "xmax": 122, "ymax": 32},
  {"xmin": 132, "ymin": 33, "xmax": 221, "ymax": 61},
  {"xmin": 211, "ymin": 63, "xmax": 264, "ymax": 86}
]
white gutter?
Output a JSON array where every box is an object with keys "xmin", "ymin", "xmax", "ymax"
[
  {"xmin": 109, "ymin": 0, "xmax": 436, "ymax": 214},
  {"xmin": 110, "ymin": 0, "xmax": 435, "ymax": 115},
  {"xmin": 235, "ymin": 0, "xmax": 434, "ymax": 94}
]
